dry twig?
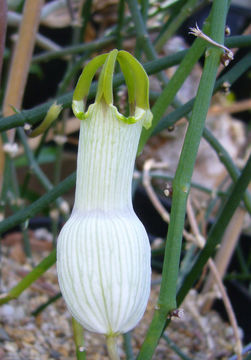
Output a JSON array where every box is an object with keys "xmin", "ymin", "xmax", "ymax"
[
  {"xmin": 202, "ymin": 207, "xmax": 246, "ymax": 311},
  {"xmin": 142, "ymin": 159, "xmax": 195, "ymax": 243},
  {"xmin": 186, "ymin": 198, "xmax": 243, "ymax": 360},
  {"xmin": 0, "ymin": 0, "xmax": 44, "ymax": 193}
]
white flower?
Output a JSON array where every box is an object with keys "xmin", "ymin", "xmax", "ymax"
[{"xmin": 57, "ymin": 49, "xmax": 152, "ymax": 338}]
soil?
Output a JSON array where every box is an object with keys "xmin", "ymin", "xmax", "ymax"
[{"xmin": 0, "ymin": 231, "xmax": 241, "ymax": 360}]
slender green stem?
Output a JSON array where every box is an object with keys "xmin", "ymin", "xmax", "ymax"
[
  {"xmin": 225, "ymin": 34, "xmax": 251, "ymax": 48},
  {"xmin": 177, "ymin": 153, "xmax": 251, "ymax": 305},
  {"xmin": 32, "ymin": 292, "xmax": 61, "ymax": 316},
  {"xmin": 32, "ymin": 36, "xmax": 115, "ymax": 63},
  {"xmin": 17, "ymin": 128, "xmax": 64, "ymax": 211},
  {"xmin": 53, "ymin": 141, "xmax": 64, "ymax": 186},
  {"xmin": 138, "ymin": 19, "xmax": 210, "ymax": 152},
  {"xmin": 78, "ymin": 0, "xmax": 93, "ymax": 42},
  {"xmin": 123, "ymin": 332, "xmax": 135, "ymax": 360},
  {"xmin": 236, "ymin": 245, "xmax": 249, "ymax": 275},
  {"xmin": 153, "ymin": 50, "xmax": 251, "ymax": 134},
  {"xmin": 21, "ymin": 128, "xmax": 51, "ymax": 197},
  {"xmin": 57, "ymin": 0, "xmax": 93, "ymax": 97},
  {"xmin": 203, "ymin": 127, "xmax": 251, "ymax": 214},
  {"xmin": 127, "ymin": 0, "xmax": 174, "ymax": 92},
  {"xmin": 161, "ymin": 3, "xmax": 226, "ymax": 306},
  {"xmin": 137, "ymin": 1, "xmax": 229, "ymax": 358},
  {"xmin": 134, "ymin": 0, "xmax": 149, "ymax": 59},
  {"xmin": 1, "ymin": 133, "xmax": 32, "ymax": 258},
  {"xmin": 1, "ymin": 133, "xmax": 15, "ymax": 212},
  {"xmin": 21, "ymin": 223, "xmax": 32, "ymax": 259},
  {"xmin": 141, "ymin": 0, "xmax": 149, "ymax": 23},
  {"xmin": 177, "ymin": 244, "xmax": 197, "ymax": 290},
  {"xmin": 1, "ymin": 38, "xmax": 249, "ymax": 132},
  {"xmin": 143, "ymin": 171, "xmax": 227, "ymax": 196},
  {"xmin": 0, "ymin": 249, "xmax": 56, "ymax": 304},
  {"xmin": 72, "ymin": 318, "xmax": 86, "ymax": 360},
  {"xmin": 0, "ymin": 52, "xmax": 187, "ymax": 132},
  {"xmin": 126, "ymin": 0, "xmax": 158, "ymax": 61},
  {"xmin": 224, "ymin": 274, "xmax": 251, "ymax": 281},
  {"xmin": 155, "ymin": 0, "xmax": 198, "ymax": 51},
  {"xmin": 116, "ymin": 0, "xmax": 125, "ymax": 50},
  {"xmin": 0, "ymin": 173, "xmax": 76, "ymax": 235},
  {"xmin": 57, "ymin": 53, "xmax": 90, "ymax": 96},
  {"xmin": 51, "ymin": 117, "xmax": 66, "ymax": 244},
  {"xmin": 151, "ymin": 52, "xmax": 251, "ymax": 214},
  {"xmin": 18, "ymin": 128, "xmax": 52, "ymax": 189},
  {"xmin": 162, "ymin": 334, "xmax": 193, "ymax": 360}
]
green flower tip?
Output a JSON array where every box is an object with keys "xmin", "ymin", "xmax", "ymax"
[{"xmin": 72, "ymin": 49, "xmax": 152, "ymax": 129}]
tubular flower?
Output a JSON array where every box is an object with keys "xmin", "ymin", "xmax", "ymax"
[{"xmin": 57, "ymin": 49, "xmax": 152, "ymax": 337}]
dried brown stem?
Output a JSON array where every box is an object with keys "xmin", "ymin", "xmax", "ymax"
[
  {"xmin": 0, "ymin": 0, "xmax": 44, "ymax": 193},
  {"xmin": 142, "ymin": 159, "xmax": 195, "ymax": 243},
  {"xmin": 0, "ymin": 0, "xmax": 7, "ymax": 190},
  {"xmin": 202, "ymin": 208, "xmax": 246, "ymax": 308},
  {"xmin": 186, "ymin": 198, "xmax": 243, "ymax": 360},
  {"xmin": 209, "ymin": 99, "xmax": 251, "ymax": 115},
  {"xmin": 0, "ymin": 0, "xmax": 7, "ymax": 84},
  {"xmin": 3, "ymin": 0, "xmax": 44, "ymax": 135}
]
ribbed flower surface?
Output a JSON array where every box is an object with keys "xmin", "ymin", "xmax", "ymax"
[{"xmin": 57, "ymin": 102, "xmax": 151, "ymax": 335}]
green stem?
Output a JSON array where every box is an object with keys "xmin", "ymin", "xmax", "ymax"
[
  {"xmin": 0, "ymin": 249, "xmax": 56, "ymax": 304},
  {"xmin": 177, "ymin": 153, "xmax": 251, "ymax": 305},
  {"xmin": 134, "ymin": 0, "xmax": 148, "ymax": 59},
  {"xmin": 1, "ymin": 38, "xmax": 249, "ymax": 132},
  {"xmin": 0, "ymin": 173, "xmax": 76, "ymax": 235},
  {"xmin": 161, "ymin": 2, "xmax": 226, "ymax": 307},
  {"xmin": 224, "ymin": 274, "xmax": 251, "ymax": 281},
  {"xmin": 155, "ymin": 0, "xmax": 199, "ymax": 51},
  {"xmin": 127, "ymin": 0, "xmax": 175, "ymax": 94},
  {"xmin": 123, "ymin": 332, "xmax": 135, "ymax": 360},
  {"xmin": 141, "ymin": 0, "xmax": 149, "ymax": 23},
  {"xmin": 153, "ymin": 50, "xmax": 251, "ymax": 134},
  {"xmin": 57, "ymin": 53, "xmax": 90, "ymax": 96},
  {"xmin": 203, "ymin": 127, "xmax": 251, "ymax": 214},
  {"xmin": 32, "ymin": 292, "xmax": 61, "ymax": 316},
  {"xmin": 32, "ymin": 35, "xmax": 115, "ymax": 63},
  {"xmin": 225, "ymin": 34, "xmax": 251, "ymax": 48},
  {"xmin": 138, "ymin": 20, "xmax": 210, "ymax": 152},
  {"xmin": 1, "ymin": 133, "xmax": 32, "ymax": 258},
  {"xmin": 126, "ymin": 0, "xmax": 158, "ymax": 61},
  {"xmin": 78, "ymin": 0, "xmax": 93, "ymax": 42},
  {"xmin": 72, "ymin": 318, "xmax": 86, "ymax": 360},
  {"xmin": 18, "ymin": 128, "xmax": 52, "ymax": 190},
  {"xmin": 137, "ymin": 1, "xmax": 229, "ymax": 358},
  {"xmin": 17, "ymin": 128, "xmax": 64, "ymax": 211},
  {"xmin": 116, "ymin": 0, "xmax": 125, "ymax": 50},
  {"xmin": 151, "ymin": 51, "xmax": 251, "ymax": 214},
  {"xmin": 0, "ymin": 53, "xmax": 183, "ymax": 131},
  {"xmin": 236, "ymin": 245, "xmax": 249, "ymax": 275},
  {"xmin": 21, "ymin": 223, "xmax": 32, "ymax": 259},
  {"xmin": 162, "ymin": 333, "xmax": 193, "ymax": 360},
  {"xmin": 144, "ymin": 171, "xmax": 227, "ymax": 197}
]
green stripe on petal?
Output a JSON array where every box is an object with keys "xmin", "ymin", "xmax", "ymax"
[{"xmin": 95, "ymin": 49, "xmax": 118, "ymax": 105}]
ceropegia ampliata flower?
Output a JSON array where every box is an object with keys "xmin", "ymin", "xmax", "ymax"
[{"xmin": 57, "ymin": 50, "xmax": 152, "ymax": 342}]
